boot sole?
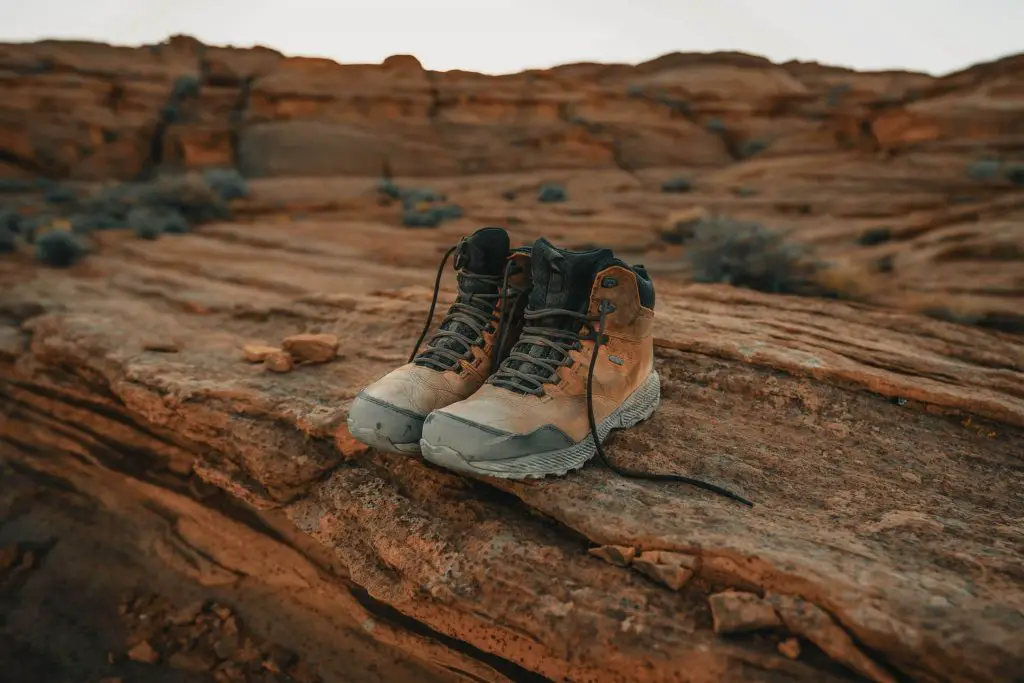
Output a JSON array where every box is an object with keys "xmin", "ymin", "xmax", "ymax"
[{"xmin": 420, "ymin": 371, "xmax": 661, "ymax": 479}]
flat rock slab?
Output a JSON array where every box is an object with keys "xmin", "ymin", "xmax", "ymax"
[{"xmin": 1, "ymin": 225, "xmax": 1023, "ymax": 683}]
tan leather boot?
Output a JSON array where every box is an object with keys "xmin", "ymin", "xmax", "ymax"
[
  {"xmin": 419, "ymin": 238, "xmax": 752, "ymax": 505},
  {"xmin": 347, "ymin": 227, "xmax": 531, "ymax": 455}
]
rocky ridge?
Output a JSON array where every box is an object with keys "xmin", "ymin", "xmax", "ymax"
[{"xmin": 1, "ymin": 36, "xmax": 1022, "ymax": 180}]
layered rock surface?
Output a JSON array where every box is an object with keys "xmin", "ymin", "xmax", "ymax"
[
  {"xmin": 1, "ymin": 36, "xmax": 1022, "ymax": 180},
  {"xmin": 2, "ymin": 170, "xmax": 1023, "ymax": 680}
]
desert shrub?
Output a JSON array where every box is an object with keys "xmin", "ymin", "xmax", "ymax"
[
  {"xmin": 202, "ymin": 168, "xmax": 249, "ymax": 200},
  {"xmin": 172, "ymin": 75, "xmax": 201, "ymax": 100},
  {"xmin": 402, "ymin": 208, "xmax": 443, "ymax": 229},
  {"xmin": 128, "ymin": 207, "xmax": 189, "ymax": 239},
  {"xmin": 0, "ymin": 179, "xmax": 34, "ymax": 193},
  {"xmin": 967, "ymin": 159, "xmax": 1001, "ymax": 181},
  {"xmin": 826, "ymin": 83, "xmax": 852, "ymax": 107},
  {"xmin": 0, "ymin": 210, "xmax": 19, "ymax": 252},
  {"xmin": 433, "ymin": 204, "xmax": 464, "ymax": 220},
  {"xmin": 706, "ymin": 118, "xmax": 726, "ymax": 134},
  {"xmin": 660, "ymin": 177, "xmax": 692, "ymax": 194},
  {"xmin": 739, "ymin": 139, "xmax": 770, "ymax": 159},
  {"xmin": 70, "ymin": 212, "xmax": 120, "ymax": 234},
  {"xmin": 377, "ymin": 178, "xmax": 401, "ymax": 199},
  {"xmin": 35, "ymin": 231, "xmax": 87, "ymax": 267},
  {"xmin": 626, "ymin": 85, "xmax": 644, "ymax": 98},
  {"xmin": 538, "ymin": 183, "xmax": 567, "ymax": 203},
  {"xmin": 684, "ymin": 217, "xmax": 814, "ymax": 294},
  {"xmin": 857, "ymin": 227, "xmax": 892, "ymax": 246},
  {"xmin": 1005, "ymin": 164, "xmax": 1024, "ymax": 186},
  {"xmin": 658, "ymin": 97, "xmax": 692, "ymax": 116},
  {"xmin": 733, "ymin": 187, "xmax": 758, "ymax": 198},
  {"xmin": 134, "ymin": 176, "xmax": 230, "ymax": 225},
  {"xmin": 400, "ymin": 187, "xmax": 445, "ymax": 207},
  {"xmin": 44, "ymin": 183, "xmax": 77, "ymax": 205}
]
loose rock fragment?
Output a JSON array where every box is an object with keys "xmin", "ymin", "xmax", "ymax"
[
  {"xmin": 708, "ymin": 591, "xmax": 782, "ymax": 634},
  {"xmin": 282, "ymin": 333, "xmax": 339, "ymax": 363},
  {"xmin": 778, "ymin": 637, "xmax": 801, "ymax": 659},
  {"xmin": 768, "ymin": 593, "xmax": 897, "ymax": 683},
  {"xmin": 588, "ymin": 545, "xmax": 636, "ymax": 567},
  {"xmin": 127, "ymin": 640, "xmax": 159, "ymax": 664},
  {"xmin": 242, "ymin": 344, "xmax": 281, "ymax": 363},
  {"xmin": 168, "ymin": 650, "xmax": 217, "ymax": 673},
  {"xmin": 632, "ymin": 550, "xmax": 697, "ymax": 590},
  {"xmin": 143, "ymin": 339, "xmax": 179, "ymax": 353},
  {"xmin": 263, "ymin": 350, "xmax": 294, "ymax": 373}
]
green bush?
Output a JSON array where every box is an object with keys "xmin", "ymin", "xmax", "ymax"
[
  {"xmin": 433, "ymin": 204, "xmax": 464, "ymax": 220},
  {"xmin": 201, "ymin": 168, "xmax": 249, "ymax": 201},
  {"xmin": 739, "ymin": 139, "xmax": 770, "ymax": 159},
  {"xmin": 128, "ymin": 207, "xmax": 190, "ymax": 239},
  {"xmin": 0, "ymin": 210, "xmax": 18, "ymax": 253},
  {"xmin": 538, "ymin": 183, "xmax": 567, "ymax": 203},
  {"xmin": 1005, "ymin": 164, "xmax": 1024, "ymax": 186},
  {"xmin": 377, "ymin": 178, "xmax": 401, "ymax": 199},
  {"xmin": 0, "ymin": 179, "xmax": 34, "ymax": 193},
  {"xmin": 35, "ymin": 231, "xmax": 87, "ymax": 267},
  {"xmin": 857, "ymin": 227, "xmax": 892, "ymax": 246},
  {"xmin": 172, "ymin": 74, "xmax": 201, "ymax": 100},
  {"xmin": 44, "ymin": 183, "xmax": 77, "ymax": 205},
  {"xmin": 733, "ymin": 187, "xmax": 758, "ymax": 198},
  {"xmin": 967, "ymin": 159, "xmax": 1001, "ymax": 181},
  {"xmin": 684, "ymin": 217, "xmax": 813, "ymax": 294},
  {"xmin": 70, "ymin": 212, "xmax": 120, "ymax": 234},
  {"xmin": 706, "ymin": 118, "xmax": 726, "ymax": 134},
  {"xmin": 134, "ymin": 176, "xmax": 230, "ymax": 225},
  {"xmin": 626, "ymin": 85, "xmax": 644, "ymax": 98},
  {"xmin": 402, "ymin": 209, "xmax": 443, "ymax": 228},
  {"xmin": 660, "ymin": 177, "xmax": 692, "ymax": 194},
  {"xmin": 826, "ymin": 83, "xmax": 852, "ymax": 107},
  {"xmin": 400, "ymin": 187, "xmax": 445, "ymax": 207}
]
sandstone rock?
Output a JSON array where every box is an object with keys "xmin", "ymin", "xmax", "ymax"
[
  {"xmin": 263, "ymin": 350, "xmax": 293, "ymax": 373},
  {"xmin": 708, "ymin": 591, "xmax": 782, "ymax": 634},
  {"xmin": 282, "ymin": 333, "xmax": 339, "ymax": 363},
  {"xmin": 126, "ymin": 640, "xmax": 159, "ymax": 664},
  {"xmin": 242, "ymin": 344, "xmax": 280, "ymax": 363},
  {"xmin": 167, "ymin": 650, "xmax": 218, "ymax": 673},
  {"xmin": 587, "ymin": 544, "xmax": 636, "ymax": 567},
  {"xmin": 769, "ymin": 594, "xmax": 897, "ymax": 683},
  {"xmin": 778, "ymin": 637, "xmax": 801, "ymax": 660},
  {"xmin": 631, "ymin": 550, "xmax": 696, "ymax": 590}
]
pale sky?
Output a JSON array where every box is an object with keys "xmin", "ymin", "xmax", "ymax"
[{"xmin": 2, "ymin": 0, "xmax": 1022, "ymax": 76}]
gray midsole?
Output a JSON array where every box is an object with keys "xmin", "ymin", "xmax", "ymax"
[{"xmin": 421, "ymin": 371, "xmax": 661, "ymax": 478}]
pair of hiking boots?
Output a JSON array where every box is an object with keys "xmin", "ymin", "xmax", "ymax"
[{"xmin": 347, "ymin": 227, "xmax": 750, "ymax": 504}]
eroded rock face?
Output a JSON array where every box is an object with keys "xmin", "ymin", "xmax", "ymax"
[{"xmin": 2, "ymin": 36, "xmax": 1021, "ymax": 180}]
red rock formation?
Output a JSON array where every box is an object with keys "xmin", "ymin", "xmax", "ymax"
[
  {"xmin": 2, "ymin": 35, "xmax": 1021, "ymax": 180},
  {"xmin": 1, "ymin": 36, "xmax": 1023, "ymax": 683}
]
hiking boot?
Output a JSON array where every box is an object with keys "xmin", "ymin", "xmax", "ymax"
[
  {"xmin": 347, "ymin": 227, "xmax": 532, "ymax": 455},
  {"xmin": 419, "ymin": 237, "xmax": 661, "ymax": 477}
]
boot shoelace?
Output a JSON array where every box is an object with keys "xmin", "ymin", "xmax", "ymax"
[
  {"xmin": 490, "ymin": 302, "xmax": 754, "ymax": 507},
  {"xmin": 409, "ymin": 243, "xmax": 526, "ymax": 372}
]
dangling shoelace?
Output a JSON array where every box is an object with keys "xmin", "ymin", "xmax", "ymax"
[
  {"xmin": 409, "ymin": 243, "xmax": 527, "ymax": 372},
  {"xmin": 490, "ymin": 301, "xmax": 754, "ymax": 507}
]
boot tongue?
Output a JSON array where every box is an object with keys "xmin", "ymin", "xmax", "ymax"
[
  {"xmin": 497, "ymin": 239, "xmax": 616, "ymax": 389},
  {"xmin": 528, "ymin": 238, "xmax": 615, "ymax": 320},
  {"xmin": 415, "ymin": 227, "xmax": 511, "ymax": 370}
]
